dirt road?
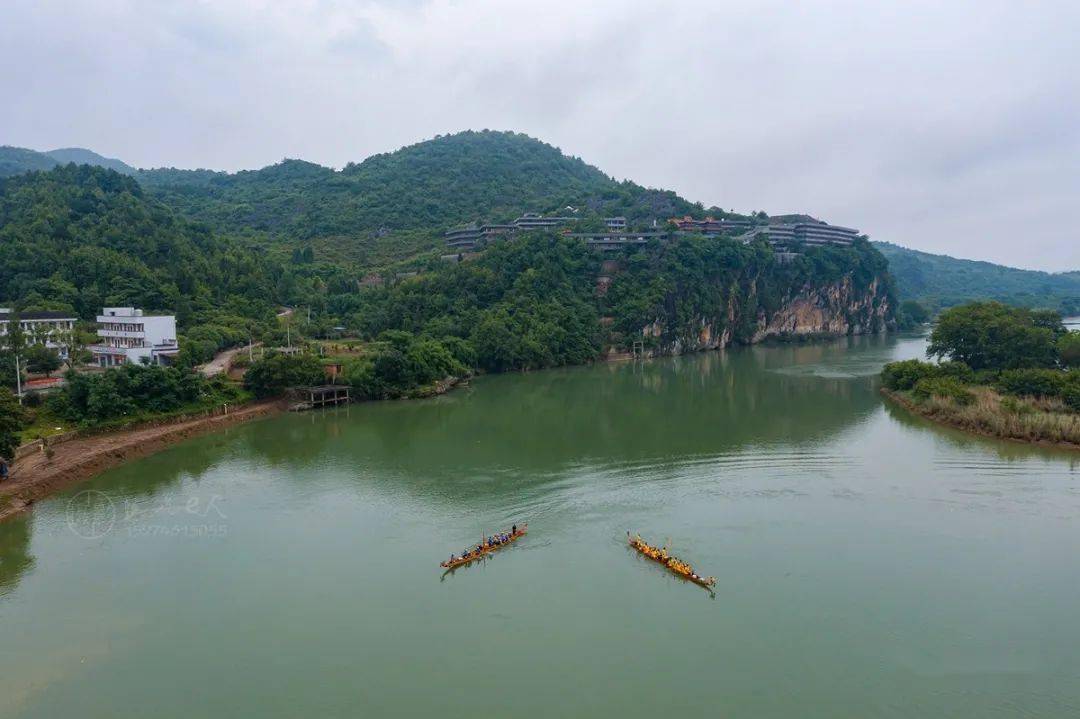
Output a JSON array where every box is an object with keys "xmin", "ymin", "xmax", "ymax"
[{"xmin": 198, "ymin": 344, "xmax": 257, "ymax": 377}]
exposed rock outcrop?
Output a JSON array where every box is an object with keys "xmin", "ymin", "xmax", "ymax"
[
  {"xmin": 636, "ymin": 274, "xmax": 892, "ymax": 357},
  {"xmin": 752, "ymin": 276, "xmax": 891, "ymax": 342}
]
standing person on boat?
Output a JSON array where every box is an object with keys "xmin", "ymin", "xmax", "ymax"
[{"xmin": 512, "ymin": 524, "xmax": 517, "ymax": 536}]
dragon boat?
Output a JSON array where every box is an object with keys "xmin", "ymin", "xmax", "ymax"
[
  {"xmin": 440, "ymin": 525, "xmax": 527, "ymax": 570},
  {"xmin": 628, "ymin": 532, "xmax": 717, "ymax": 588}
]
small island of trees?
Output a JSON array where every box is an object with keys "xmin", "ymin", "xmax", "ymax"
[{"xmin": 881, "ymin": 301, "xmax": 1080, "ymax": 446}]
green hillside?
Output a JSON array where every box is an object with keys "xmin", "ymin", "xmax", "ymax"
[
  {"xmin": 0, "ymin": 146, "xmax": 58, "ymax": 177},
  {"xmin": 44, "ymin": 147, "xmax": 134, "ymax": 175},
  {"xmin": 7, "ymin": 132, "xmax": 1076, "ymax": 321},
  {"xmin": 875, "ymin": 242, "xmax": 1080, "ymax": 315},
  {"xmin": 0, "ymin": 164, "xmax": 288, "ymax": 323},
  {"xmin": 136, "ymin": 130, "xmax": 709, "ymax": 265},
  {"xmin": 140, "ymin": 130, "xmax": 703, "ymax": 232},
  {"xmin": 0, "ymin": 145, "xmax": 135, "ymax": 178},
  {"xmin": 0, "ymin": 158, "xmax": 893, "ymax": 380}
]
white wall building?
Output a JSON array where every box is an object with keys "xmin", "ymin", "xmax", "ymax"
[
  {"xmin": 91, "ymin": 307, "xmax": 179, "ymax": 367},
  {"xmin": 0, "ymin": 308, "xmax": 77, "ymax": 359}
]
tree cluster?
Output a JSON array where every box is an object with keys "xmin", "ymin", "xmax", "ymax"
[
  {"xmin": 243, "ymin": 353, "xmax": 326, "ymax": 398},
  {"xmin": 48, "ymin": 364, "xmax": 238, "ymax": 425},
  {"xmin": 927, "ymin": 302, "xmax": 1069, "ymax": 370},
  {"xmin": 0, "ymin": 388, "xmax": 25, "ymax": 460},
  {"xmin": 882, "ymin": 301, "xmax": 1080, "ymax": 411},
  {"xmin": 344, "ymin": 331, "xmax": 468, "ymax": 399}
]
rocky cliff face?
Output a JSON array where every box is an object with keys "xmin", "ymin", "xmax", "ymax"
[
  {"xmin": 751, "ymin": 276, "xmax": 891, "ymax": 342},
  {"xmin": 638, "ymin": 274, "xmax": 893, "ymax": 356}
]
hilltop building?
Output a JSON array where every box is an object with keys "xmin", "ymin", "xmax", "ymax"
[
  {"xmin": 669, "ymin": 216, "xmax": 752, "ymax": 234},
  {"xmin": 740, "ymin": 222, "xmax": 860, "ymax": 248},
  {"xmin": 512, "ymin": 212, "xmax": 579, "ymax": 230},
  {"xmin": 446, "ymin": 213, "xmax": 638, "ymax": 248},
  {"xmin": 480, "ymin": 224, "xmax": 516, "ymax": 239},
  {"xmin": 445, "ymin": 212, "xmax": 861, "ymax": 251},
  {"xmin": 90, "ymin": 307, "xmax": 179, "ymax": 367},
  {"xmin": 566, "ymin": 231, "xmax": 668, "ymax": 250},
  {"xmin": 0, "ymin": 308, "xmax": 77, "ymax": 359},
  {"xmin": 445, "ymin": 225, "xmax": 483, "ymax": 248}
]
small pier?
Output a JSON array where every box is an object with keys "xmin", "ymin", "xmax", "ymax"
[{"xmin": 288, "ymin": 385, "xmax": 351, "ymax": 411}]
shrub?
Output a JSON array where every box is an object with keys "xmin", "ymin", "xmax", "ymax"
[
  {"xmin": 0, "ymin": 389, "xmax": 26, "ymax": 461},
  {"xmin": 343, "ymin": 358, "xmax": 378, "ymax": 399},
  {"xmin": 971, "ymin": 369, "xmax": 1001, "ymax": 385},
  {"xmin": 48, "ymin": 364, "xmax": 207, "ymax": 423},
  {"xmin": 438, "ymin": 336, "xmax": 477, "ymax": 370},
  {"xmin": 344, "ymin": 335, "xmax": 467, "ymax": 399},
  {"xmin": 1063, "ymin": 386, "xmax": 1080, "ymax": 412},
  {"xmin": 881, "ymin": 359, "xmax": 932, "ymax": 391},
  {"xmin": 243, "ymin": 353, "xmax": 325, "ymax": 398},
  {"xmin": 936, "ymin": 361, "xmax": 975, "ymax": 383},
  {"xmin": 406, "ymin": 340, "xmax": 461, "ymax": 385},
  {"xmin": 880, "ymin": 359, "xmax": 971, "ymax": 391},
  {"xmin": 912, "ymin": 376, "xmax": 975, "ymax": 406},
  {"xmin": 996, "ymin": 369, "xmax": 1066, "ymax": 399},
  {"xmin": 1059, "ymin": 332, "xmax": 1080, "ymax": 368}
]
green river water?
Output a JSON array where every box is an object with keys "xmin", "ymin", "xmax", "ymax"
[{"xmin": 3, "ymin": 333, "xmax": 1080, "ymax": 718}]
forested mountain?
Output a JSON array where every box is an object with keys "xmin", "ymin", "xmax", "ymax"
[
  {"xmin": 0, "ymin": 146, "xmax": 58, "ymax": 178},
  {"xmin": 139, "ymin": 131, "xmax": 702, "ymax": 235},
  {"xmin": 0, "ymin": 145, "xmax": 134, "ymax": 178},
  {"xmin": 135, "ymin": 131, "xmax": 710, "ymax": 264},
  {"xmin": 0, "ymin": 165, "xmax": 287, "ymax": 323},
  {"xmin": 43, "ymin": 148, "xmax": 134, "ymax": 175},
  {"xmin": 875, "ymin": 242, "xmax": 1080, "ymax": 315},
  {"xmin": 5, "ymin": 133, "xmax": 1075, "ymax": 320},
  {"xmin": 345, "ymin": 234, "xmax": 891, "ymax": 372},
  {"xmin": 0, "ymin": 136, "xmax": 895, "ymax": 379}
]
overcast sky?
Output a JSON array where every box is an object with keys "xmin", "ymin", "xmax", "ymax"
[{"xmin": 2, "ymin": 1, "xmax": 1077, "ymax": 270}]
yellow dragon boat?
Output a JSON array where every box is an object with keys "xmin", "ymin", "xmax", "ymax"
[
  {"xmin": 628, "ymin": 532, "xmax": 716, "ymax": 589},
  {"xmin": 440, "ymin": 524, "xmax": 527, "ymax": 570}
]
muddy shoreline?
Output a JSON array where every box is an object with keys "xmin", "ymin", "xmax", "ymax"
[{"xmin": 1, "ymin": 400, "xmax": 285, "ymax": 523}]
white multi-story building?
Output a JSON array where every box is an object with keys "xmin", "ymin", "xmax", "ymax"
[
  {"xmin": 91, "ymin": 307, "xmax": 179, "ymax": 367},
  {"xmin": 0, "ymin": 308, "xmax": 77, "ymax": 359}
]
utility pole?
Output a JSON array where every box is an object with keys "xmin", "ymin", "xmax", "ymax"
[
  {"xmin": 286, "ymin": 319, "xmax": 291, "ymax": 349},
  {"xmin": 248, "ymin": 336, "xmax": 254, "ymax": 362},
  {"xmin": 14, "ymin": 354, "xmax": 22, "ymax": 404}
]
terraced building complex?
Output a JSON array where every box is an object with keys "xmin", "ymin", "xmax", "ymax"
[
  {"xmin": 741, "ymin": 222, "xmax": 860, "ymax": 247},
  {"xmin": 445, "ymin": 213, "xmax": 629, "ymax": 249},
  {"xmin": 445, "ymin": 212, "xmax": 860, "ymax": 251},
  {"xmin": 670, "ymin": 216, "xmax": 752, "ymax": 234}
]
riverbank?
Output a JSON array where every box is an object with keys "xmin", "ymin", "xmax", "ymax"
[
  {"xmin": 1, "ymin": 399, "xmax": 285, "ymax": 523},
  {"xmin": 881, "ymin": 387, "xmax": 1080, "ymax": 451}
]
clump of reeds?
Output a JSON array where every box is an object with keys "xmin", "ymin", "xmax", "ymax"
[{"xmin": 914, "ymin": 386, "xmax": 1080, "ymax": 446}]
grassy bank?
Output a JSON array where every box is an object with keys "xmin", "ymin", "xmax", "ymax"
[
  {"xmin": 882, "ymin": 386, "xmax": 1080, "ymax": 449},
  {"xmin": 16, "ymin": 385, "xmax": 254, "ymax": 445}
]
